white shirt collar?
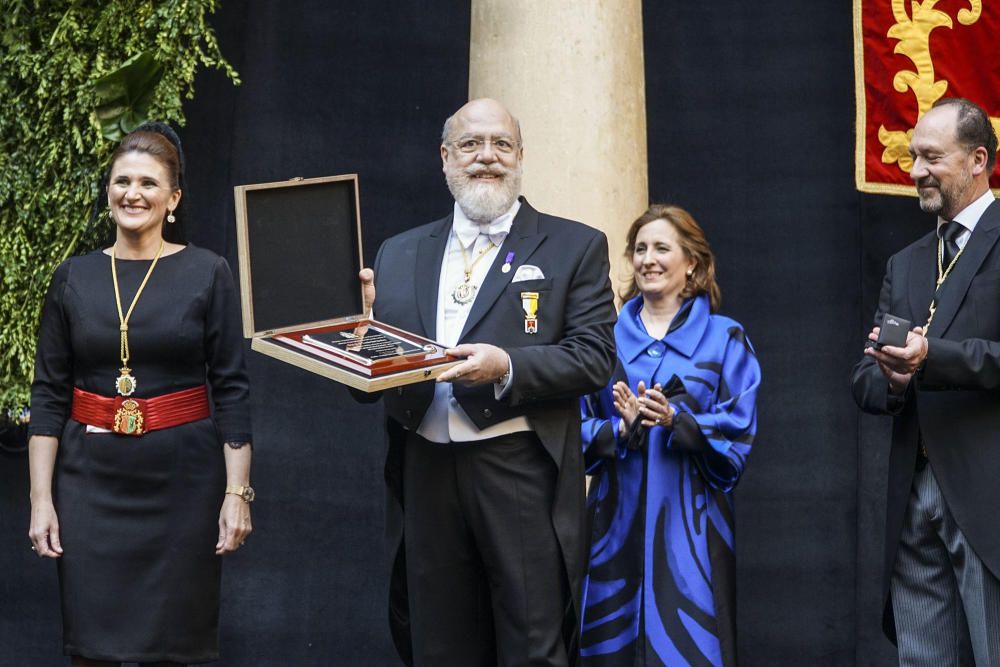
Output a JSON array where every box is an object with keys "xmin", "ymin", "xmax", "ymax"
[
  {"xmin": 452, "ymin": 199, "xmax": 521, "ymax": 249},
  {"xmin": 937, "ymin": 189, "xmax": 995, "ymax": 238}
]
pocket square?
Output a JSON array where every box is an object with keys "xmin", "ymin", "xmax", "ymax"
[{"xmin": 512, "ymin": 264, "xmax": 545, "ymax": 282}]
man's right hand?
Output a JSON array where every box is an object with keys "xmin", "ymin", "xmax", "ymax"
[{"xmin": 359, "ymin": 268, "xmax": 375, "ymax": 317}]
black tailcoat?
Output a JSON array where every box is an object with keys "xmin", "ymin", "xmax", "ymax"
[
  {"xmin": 370, "ymin": 198, "xmax": 618, "ymax": 662},
  {"xmin": 852, "ymin": 198, "xmax": 1000, "ymax": 640}
]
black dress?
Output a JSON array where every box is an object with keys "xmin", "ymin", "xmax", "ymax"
[{"xmin": 28, "ymin": 244, "xmax": 251, "ymax": 663}]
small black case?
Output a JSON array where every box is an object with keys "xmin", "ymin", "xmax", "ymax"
[{"xmin": 873, "ymin": 313, "xmax": 911, "ymax": 349}]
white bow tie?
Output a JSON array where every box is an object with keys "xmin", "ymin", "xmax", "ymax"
[{"xmin": 453, "ymin": 215, "xmax": 513, "ymax": 249}]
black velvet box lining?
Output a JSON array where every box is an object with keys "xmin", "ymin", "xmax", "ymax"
[{"xmin": 242, "ymin": 178, "xmax": 363, "ymax": 333}]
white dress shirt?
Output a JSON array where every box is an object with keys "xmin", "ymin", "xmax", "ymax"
[
  {"xmin": 417, "ymin": 200, "xmax": 532, "ymax": 443},
  {"xmin": 937, "ymin": 189, "xmax": 996, "ymax": 251}
]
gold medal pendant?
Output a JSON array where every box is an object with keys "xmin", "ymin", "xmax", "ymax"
[
  {"xmin": 452, "ymin": 281, "xmax": 477, "ymax": 305},
  {"xmin": 115, "ymin": 367, "xmax": 137, "ymax": 396},
  {"xmin": 110, "ymin": 239, "xmax": 164, "ymax": 408},
  {"xmin": 451, "ymin": 235, "xmax": 496, "ymax": 306}
]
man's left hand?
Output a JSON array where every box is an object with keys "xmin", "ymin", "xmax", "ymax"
[
  {"xmin": 864, "ymin": 326, "xmax": 929, "ymax": 376},
  {"xmin": 438, "ymin": 344, "xmax": 509, "ymax": 385}
]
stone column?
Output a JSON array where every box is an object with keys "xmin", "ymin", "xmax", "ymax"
[{"xmin": 468, "ymin": 0, "xmax": 648, "ymax": 299}]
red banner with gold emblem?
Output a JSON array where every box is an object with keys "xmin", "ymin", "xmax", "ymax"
[{"xmin": 854, "ymin": 0, "xmax": 1000, "ymax": 195}]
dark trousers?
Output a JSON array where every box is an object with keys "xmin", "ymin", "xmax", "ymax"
[
  {"xmin": 891, "ymin": 463, "xmax": 1000, "ymax": 666},
  {"xmin": 403, "ymin": 431, "xmax": 570, "ymax": 667}
]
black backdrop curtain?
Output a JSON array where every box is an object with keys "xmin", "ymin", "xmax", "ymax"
[{"xmin": 0, "ymin": 1, "xmax": 929, "ymax": 665}]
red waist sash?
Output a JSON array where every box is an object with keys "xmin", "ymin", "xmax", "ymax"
[{"xmin": 71, "ymin": 385, "xmax": 210, "ymax": 436}]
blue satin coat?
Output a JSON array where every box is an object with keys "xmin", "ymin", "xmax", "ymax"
[{"xmin": 580, "ymin": 294, "xmax": 761, "ymax": 666}]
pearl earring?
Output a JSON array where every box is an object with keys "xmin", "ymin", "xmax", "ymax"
[{"xmin": 167, "ymin": 211, "xmax": 176, "ymax": 223}]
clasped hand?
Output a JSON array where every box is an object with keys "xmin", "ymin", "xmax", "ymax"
[
  {"xmin": 863, "ymin": 325, "xmax": 928, "ymax": 393},
  {"xmin": 613, "ymin": 380, "xmax": 674, "ymax": 436}
]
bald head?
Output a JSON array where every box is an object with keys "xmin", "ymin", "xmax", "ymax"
[{"xmin": 441, "ymin": 98, "xmax": 522, "ymax": 146}]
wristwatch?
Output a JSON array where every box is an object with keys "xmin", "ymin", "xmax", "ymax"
[{"xmin": 225, "ymin": 485, "xmax": 256, "ymax": 503}]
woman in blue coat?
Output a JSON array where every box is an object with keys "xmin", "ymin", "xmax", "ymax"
[{"xmin": 580, "ymin": 205, "xmax": 760, "ymax": 666}]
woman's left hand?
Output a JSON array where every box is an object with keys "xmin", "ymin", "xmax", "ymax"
[
  {"xmin": 216, "ymin": 494, "xmax": 252, "ymax": 555},
  {"xmin": 638, "ymin": 383, "xmax": 675, "ymax": 428}
]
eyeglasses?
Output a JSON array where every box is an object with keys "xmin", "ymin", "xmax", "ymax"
[{"xmin": 450, "ymin": 136, "xmax": 520, "ymax": 155}]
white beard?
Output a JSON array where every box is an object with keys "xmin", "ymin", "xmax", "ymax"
[
  {"xmin": 446, "ymin": 163, "xmax": 522, "ymax": 223},
  {"xmin": 917, "ymin": 169, "xmax": 973, "ymax": 218}
]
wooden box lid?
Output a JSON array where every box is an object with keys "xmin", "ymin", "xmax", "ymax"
[{"xmin": 233, "ymin": 174, "xmax": 364, "ymax": 337}]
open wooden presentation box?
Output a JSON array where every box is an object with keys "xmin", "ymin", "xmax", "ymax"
[{"xmin": 233, "ymin": 174, "xmax": 459, "ymax": 392}]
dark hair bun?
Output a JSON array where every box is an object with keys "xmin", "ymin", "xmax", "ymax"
[{"xmin": 133, "ymin": 121, "xmax": 186, "ymax": 179}]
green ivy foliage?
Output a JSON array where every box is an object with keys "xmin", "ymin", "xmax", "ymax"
[{"xmin": 0, "ymin": 1, "xmax": 239, "ymax": 415}]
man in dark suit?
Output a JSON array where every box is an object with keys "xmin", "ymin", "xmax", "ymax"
[
  {"xmin": 359, "ymin": 98, "xmax": 617, "ymax": 666},
  {"xmin": 852, "ymin": 97, "xmax": 1000, "ymax": 665}
]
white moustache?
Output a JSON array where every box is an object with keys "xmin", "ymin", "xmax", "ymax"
[{"xmin": 465, "ymin": 165, "xmax": 507, "ymax": 178}]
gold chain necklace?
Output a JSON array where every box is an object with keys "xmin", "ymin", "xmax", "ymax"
[
  {"xmin": 924, "ymin": 236, "xmax": 964, "ymax": 332},
  {"xmin": 111, "ymin": 239, "xmax": 165, "ymax": 396},
  {"xmin": 451, "ymin": 237, "xmax": 496, "ymax": 305}
]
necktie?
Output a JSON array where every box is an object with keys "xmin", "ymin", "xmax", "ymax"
[{"xmin": 940, "ymin": 221, "xmax": 962, "ymax": 269}]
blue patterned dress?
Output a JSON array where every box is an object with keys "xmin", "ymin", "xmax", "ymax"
[{"xmin": 580, "ymin": 294, "xmax": 760, "ymax": 666}]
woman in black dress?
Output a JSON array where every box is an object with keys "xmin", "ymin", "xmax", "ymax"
[{"xmin": 27, "ymin": 123, "xmax": 254, "ymax": 666}]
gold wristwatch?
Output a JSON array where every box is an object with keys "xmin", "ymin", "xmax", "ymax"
[{"xmin": 225, "ymin": 485, "xmax": 256, "ymax": 503}]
